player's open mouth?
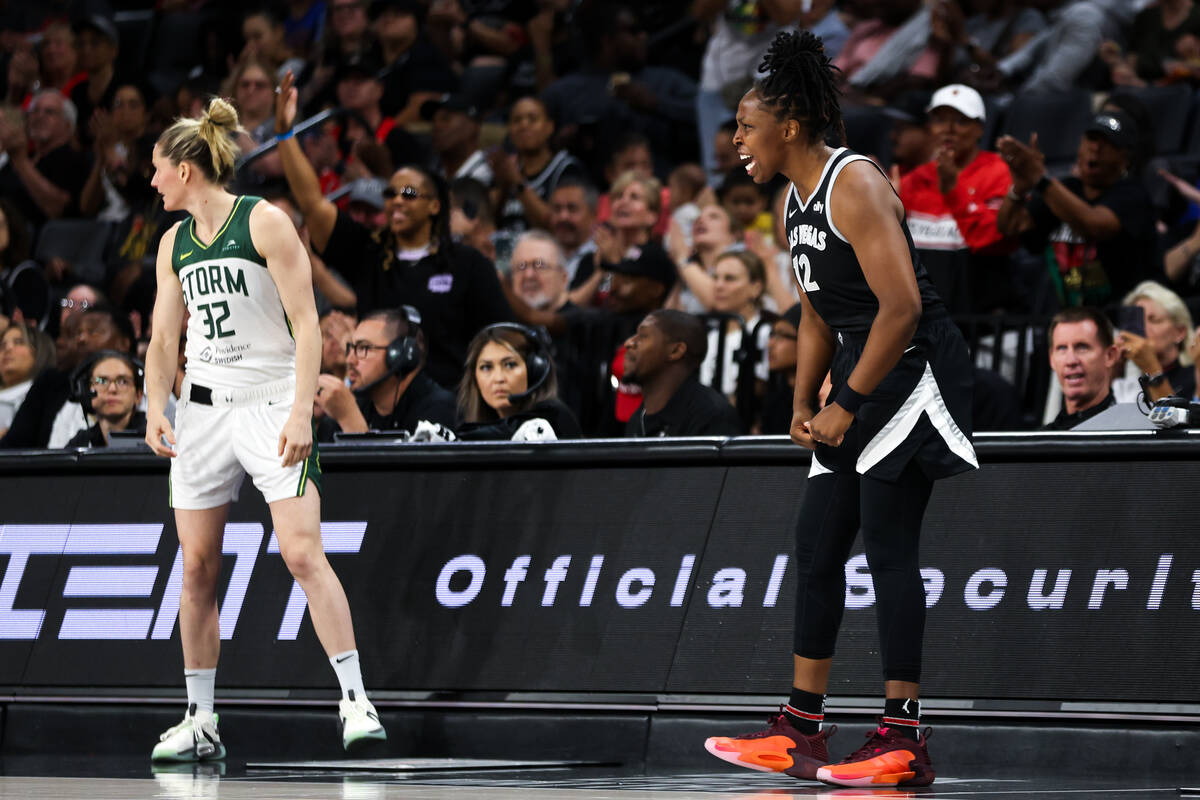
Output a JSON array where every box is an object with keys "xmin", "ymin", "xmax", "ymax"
[{"xmin": 740, "ymin": 153, "xmax": 757, "ymax": 177}]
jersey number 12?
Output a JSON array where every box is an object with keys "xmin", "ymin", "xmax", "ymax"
[{"xmin": 792, "ymin": 253, "xmax": 821, "ymax": 293}]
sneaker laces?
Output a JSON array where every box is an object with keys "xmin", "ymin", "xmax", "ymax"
[{"xmin": 842, "ymin": 726, "xmax": 893, "ymax": 762}]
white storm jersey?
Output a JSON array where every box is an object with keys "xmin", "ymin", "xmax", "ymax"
[{"xmin": 171, "ymin": 196, "xmax": 296, "ymax": 388}]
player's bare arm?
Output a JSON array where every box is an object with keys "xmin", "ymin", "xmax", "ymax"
[
  {"xmin": 144, "ymin": 222, "xmax": 185, "ymax": 457},
  {"xmin": 252, "ymin": 201, "xmax": 321, "ymax": 468}
]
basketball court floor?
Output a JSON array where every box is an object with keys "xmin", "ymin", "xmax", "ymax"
[{"xmin": 1, "ymin": 755, "xmax": 1194, "ymax": 799}]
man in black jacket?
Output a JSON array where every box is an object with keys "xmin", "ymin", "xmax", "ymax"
[{"xmin": 623, "ymin": 309, "xmax": 742, "ymax": 437}]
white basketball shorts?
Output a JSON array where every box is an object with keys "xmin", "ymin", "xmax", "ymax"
[{"xmin": 169, "ymin": 376, "xmax": 321, "ymax": 510}]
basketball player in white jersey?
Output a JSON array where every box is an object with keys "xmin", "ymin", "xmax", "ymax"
[{"xmin": 143, "ymin": 97, "xmax": 385, "ymax": 761}]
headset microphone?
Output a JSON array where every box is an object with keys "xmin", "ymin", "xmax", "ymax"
[
  {"xmin": 352, "ymin": 305, "xmax": 423, "ymax": 395},
  {"xmin": 482, "ymin": 323, "xmax": 553, "ymax": 405}
]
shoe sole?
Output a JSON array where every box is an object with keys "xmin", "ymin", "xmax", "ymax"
[
  {"xmin": 816, "ymin": 766, "xmax": 934, "ymax": 788},
  {"xmin": 150, "ymin": 743, "xmax": 227, "ymax": 763},
  {"xmin": 343, "ymin": 727, "xmax": 387, "ymax": 751},
  {"xmin": 703, "ymin": 737, "xmax": 823, "ymax": 780}
]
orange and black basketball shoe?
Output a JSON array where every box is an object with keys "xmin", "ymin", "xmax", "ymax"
[
  {"xmin": 816, "ymin": 724, "xmax": 935, "ymax": 787},
  {"xmin": 704, "ymin": 709, "xmax": 834, "ymax": 780}
]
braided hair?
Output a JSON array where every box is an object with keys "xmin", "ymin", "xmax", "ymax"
[
  {"xmin": 755, "ymin": 30, "xmax": 845, "ymax": 147},
  {"xmin": 373, "ymin": 163, "xmax": 454, "ymax": 272}
]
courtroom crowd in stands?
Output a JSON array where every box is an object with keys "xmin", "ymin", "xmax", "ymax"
[{"xmin": 3, "ymin": 0, "xmax": 1200, "ymax": 447}]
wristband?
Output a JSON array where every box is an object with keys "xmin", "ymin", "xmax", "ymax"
[
  {"xmin": 1034, "ymin": 174, "xmax": 1051, "ymax": 194},
  {"xmin": 833, "ymin": 383, "xmax": 868, "ymax": 415},
  {"xmin": 276, "ymin": 128, "xmax": 295, "ymax": 141}
]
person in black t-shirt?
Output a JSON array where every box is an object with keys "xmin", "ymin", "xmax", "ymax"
[
  {"xmin": 1043, "ymin": 306, "xmax": 1120, "ymax": 430},
  {"xmin": 0, "ymin": 90, "xmax": 90, "ymax": 229},
  {"xmin": 455, "ymin": 322, "xmax": 581, "ymax": 440},
  {"xmin": 997, "ymin": 110, "xmax": 1154, "ymax": 308},
  {"xmin": 623, "ymin": 310, "xmax": 741, "ymax": 437},
  {"xmin": 64, "ymin": 351, "xmax": 147, "ymax": 448},
  {"xmin": 274, "ymin": 72, "xmax": 513, "ymax": 389},
  {"xmin": 371, "ymin": 0, "xmax": 459, "ymax": 123},
  {"xmin": 314, "ymin": 307, "xmax": 456, "ymax": 439}
]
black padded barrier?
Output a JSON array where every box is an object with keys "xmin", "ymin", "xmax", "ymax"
[{"xmin": 0, "ymin": 433, "xmax": 1197, "ymax": 708}]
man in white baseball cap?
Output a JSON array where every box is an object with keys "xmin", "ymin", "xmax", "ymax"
[{"xmin": 898, "ymin": 83, "xmax": 1016, "ymax": 314}]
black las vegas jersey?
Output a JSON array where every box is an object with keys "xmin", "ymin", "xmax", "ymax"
[{"xmin": 786, "ymin": 148, "xmax": 944, "ymax": 335}]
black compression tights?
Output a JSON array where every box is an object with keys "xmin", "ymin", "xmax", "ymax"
[{"xmin": 792, "ymin": 460, "xmax": 934, "ymax": 683}]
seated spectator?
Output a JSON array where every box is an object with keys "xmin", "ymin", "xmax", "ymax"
[
  {"xmin": 492, "ymin": 96, "xmax": 584, "ymax": 235},
  {"xmin": 81, "ymin": 83, "xmax": 157, "ymax": 224},
  {"xmin": 997, "ymin": 0, "xmax": 1136, "ymax": 92},
  {"xmin": 574, "ymin": 171, "xmax": 671, "ymax": 304},
  {"xmin": 718, "ymin": 168, "xmax": 773, "ymax": 241},
  {"xmin": 759, "ymin": 303, "xmax": 803, "ymax": 435},
  {"xmin": 512, "ymin": 230, "xmax": 571, "ymax": 314},
  {"xmin": 1113, "ymin": 280, "xmax": 1196, "ymax": 402},
  {"xmin": 423, "ymin": 93, "xmax": 492, "ymax": 185},
  {"xmin": 59, "ymin": 283, "xmax": 106, "ymax": 332},
  {"xmin": 422, "ymin": 0, "xmax": 536, "ymax": 109},
  {"xmin": 315, "ymin": 306, "xmax": 457, "ymax": 438},
  {"xmin": 241, "ymin": 5, "xmax": 308, "ymax": 83},
  {"xmin": 884, "ymin": 92, "xmax": 935, "ymax": 178},
  {"xmin": 900, "ymin": 84, "xmax": 1014, "ymax": 313},
  {"xmin": 694, "ymin": 0, "xmax": 848, "ymax": 184},
  {"xmin": 1, "ymin": 305, "xmax": 134, "ymax": 448},
  {"xmin": 227, "ymin": 56, "xmax": 279, "ymax": 145},
  {"xmin": 287, "ymin": 0, "xmax": 334, "ymax": 60},
  {"xmin": 997, "ymin": 110, "xmax": 1154, "ymax": 308},
  {"xmin": 38, "ymin": 21, "xmax": 86, "ymax": 97},
  {"xmin": 697, "ymin": 251, "xmax": 771, "ymax": 400},
  {"xmin": 542, "ymin": 4, "xmax": 697, "ymax": 175},
  {"xmin": 320, "ymin": 307, "xmax": 356, "ymax": 380},
  {"xmin": 594, "ymin": 134, "xmax": 671, "ymax": 236},
  {"xmin": 667, "ymin": 202, "xmax": 741, "ymax": 314},
  {"xmin": 70, "ymin": 14, "xmax": 123, "ymax": 148},
  {"xmin": 623, "ymin": 309, "xmax": 743, "ymax": 437},
  {"xmin": 1102, "ymin": 0, "xmax": 1200, "ymax": 87},
  {"xmin": 0, "ymin": 322, "xmax": 56, "ymax": 436},
  {"xmin": 334, "ymin": 50, "xmax": 426, "ymax": 171},
  {"xmin": 275, "ymin": 73, "xmax": 513, "ymax": 388},
  {"xmin": 64, "ymin": 350, "xmax": 146, "ymax": 448},
  {"xmin": 0, "ymin": 90, "xmax": 90, "ymax": 228},
  {"xmin": 835, "ymin": 0, "xmax": 954, "ymax": 103},
  {"xmin": 667, "ymin": 163, "xmax": 710, "ymax": 247},
  {"xmin": 1043, "ymin": 306, "xmax": 1119, "ymax": 430},
  {"xmin": 960, "ymin": 0, "xmax": 1047, "ymax": 78},
  {"xmin": 509, "ymin": 230, "xmax": 582, "ymax": 414},
  {"xmin": 456, "ymin": 323, "xmax": 582, "ymax": 440},
  {"xmin": 449, "ymin": 176, "xmax": 498, "ymax": 263},
  {"xmin": 371, "ymin": 0, "xmax": 458, "ymax": 123},
  {"xmin": 549, "ymin": 177, "xmax": 599, "ymax": 289}
]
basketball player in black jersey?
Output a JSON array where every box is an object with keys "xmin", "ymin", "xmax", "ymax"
[{"xmin": 702, "ymin": 31, "xmax": 978, "ymax": 788}]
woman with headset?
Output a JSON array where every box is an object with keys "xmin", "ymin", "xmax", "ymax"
[{"xmin": 456, "ymin": 323, "xmax": 581, "ymax": 440}]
